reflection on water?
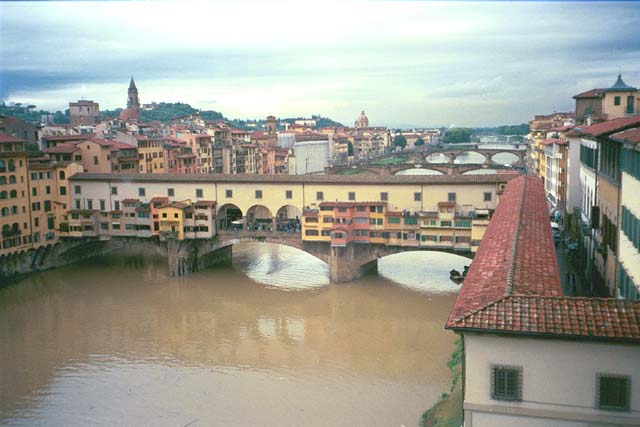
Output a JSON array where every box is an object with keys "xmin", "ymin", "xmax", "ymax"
[
  {"xmin": 232, "ymin": 242, "xmax": 329, "ymax": 290},
  {"xmin": 454, "ymin": 151, "xmax": 485, "ymax": 164},
  {"xmin": 379, "ymin": 251, "xmax": 469, "ymax": 293},
  {"xmin": 491, "ymin": 152, "xmax": 518, "ymax": 165},
  {"xmin": 395, "ymin": 168, "xmax": 443, "ymax": 175},
  {"xmin": 425, "ymin": 153, "xmax": 449, "ymax": 163},
  {"xmin": 0, "ymin": 244, "xmax": 461, "ymax": 427}
]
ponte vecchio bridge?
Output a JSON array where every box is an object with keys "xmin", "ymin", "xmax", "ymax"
[{"xmin": 58, "ymin": 173, "xmax": 516, "ymax": 282}]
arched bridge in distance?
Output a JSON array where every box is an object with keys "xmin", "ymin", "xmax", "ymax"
[{"xmin": 328, "ymin": 146, "xmax": 527, "ymax": 176}]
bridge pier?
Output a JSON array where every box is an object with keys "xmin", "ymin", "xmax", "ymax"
[
  {"xmin": 166, "ymin": 238, "xmax": 232, "ymax": 277},
  {"xmin": 329, "ymin": 243, "xmax": 384, "ymax": 283}
]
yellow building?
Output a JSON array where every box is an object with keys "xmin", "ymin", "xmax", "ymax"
[
  {"xmin": 158, "ymin": 201, "xmax": 190, "ymax": 240},
  {"xmin": 0, "ymin": 133, "xmax": 31, "ymax": 256}
]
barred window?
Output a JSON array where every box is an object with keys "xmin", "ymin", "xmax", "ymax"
[
  {"xmin": 597, "ymin": 374, "xmax": 630, "ymax": 411},
  {"xmin": 491, "ymin": 365, "xmax": 522, "ymax": 401}
]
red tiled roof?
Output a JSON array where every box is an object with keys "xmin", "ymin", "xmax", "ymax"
[
  {"xmin": 108, "ymin": 140, "xmax": 136, "ymax": 150},
  {"xmin": 450, "ymin": 296, "xmax": 640, "ymax": 341},
  {"xmin": 572, "ymin": 88, "xmax": 605, "ymax": 99},
  {"xmin": 0, "ymin": 133, "xmax": 24, "ymax": 143},
  {"xmin": 574, "ymin": 116, "xmax": 640, "ymax": 138},
  {"xmin": 44, "ymin": 143, "xmax": 78, "ymax": 153},
  {"xmin": 42, "ymin": 134, "xmax": 95, "ymax": 142},
  {"xmin": 446, "ymin": 175, "xmax": 640, "ymax": 342},
  {"xmin": 122, "ymin": 198, "xmax": 140, "ymax": 204},
  {"xmin": 548, "ymin": 125, "xmax": 575, "ymax": 132},
  {"xmin": 611, "ymin": 127, "xmax": 640, "ymax": 144},
  {"xmin": 150, "ymin": 196, "xmax": 169, "ymax": 203}
]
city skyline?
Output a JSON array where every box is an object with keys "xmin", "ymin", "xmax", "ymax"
[{"xmin": 1, "ymin": 1, "xmax": 639, "ymax": 127}]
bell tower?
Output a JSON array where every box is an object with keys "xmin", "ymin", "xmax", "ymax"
[{"xmin": 127, "ymin": 76, "xmax": 140, "ymax": 111}]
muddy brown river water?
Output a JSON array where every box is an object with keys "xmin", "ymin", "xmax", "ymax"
[{"xmin": 0, "ymin": 243, "xmax": 467, "ymax": 427}]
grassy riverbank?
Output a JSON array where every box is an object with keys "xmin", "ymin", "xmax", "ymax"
[{"xmin": 420, "ymin": 338, "xmax": 463, "ymax": 427}]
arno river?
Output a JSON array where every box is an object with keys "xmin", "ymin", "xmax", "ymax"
[{"xmin": 0, "ymin": 243, "xmax": 468, "ymax": 427}]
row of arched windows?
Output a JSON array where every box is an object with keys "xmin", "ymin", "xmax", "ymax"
[
  {"xmin": 0, "ymin": 159, "xmax": 16, "ymax": 173},
  {"xmin": 1, "ymin": 206, "xmax": 20, "ymax": 216},
  {"xmin": 0, "ymin": 176, "xmax": 17, "ymax": 185},
  {"xmin": 0, "ymin": 190, "xmax": 18, "ymax": 199}
]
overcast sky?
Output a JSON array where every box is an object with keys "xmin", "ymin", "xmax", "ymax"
[{"xmin": 1, "ymin": 1, "xmax": 639, "ymax": 127}]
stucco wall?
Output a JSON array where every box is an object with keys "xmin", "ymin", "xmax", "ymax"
[{"xmin": 464, "ymin": 334, "xmax": 640, "ymax": 426}]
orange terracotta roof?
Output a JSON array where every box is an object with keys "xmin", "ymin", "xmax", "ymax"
[
  {"xmin": 572, "ymin": 88, "xmax": 605, "ymax": 99},
  {"xmin": 0, "ymin": 133, "xmax": 24, "ymax": 143},
  {"xmin": 611, "ymin": 127, "xmax": 640, "ymax": 144},
  {"xmin": 44, "ymin": 143, "xmax": 78, "ymax": 153},
  {"xmin": 446, "ymin": 175, "xmax": 640, "ymax": 343},
  {"xmin": 574, "ymin": 116, "xmax": 640, "ymax": 138}
]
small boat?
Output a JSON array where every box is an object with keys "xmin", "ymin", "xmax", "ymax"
[{"xmin": 450, "ymin": 269, "xmax": 464, "ymax": 284}]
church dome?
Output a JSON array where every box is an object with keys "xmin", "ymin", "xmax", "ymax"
[{"xmin": 355, "ymin": 110, "xmax": 369, "ymax": 128}]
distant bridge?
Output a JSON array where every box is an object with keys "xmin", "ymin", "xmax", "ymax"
[{"xmin": 328, "ymin": 163, "xmax": 515, "ymax": 176}]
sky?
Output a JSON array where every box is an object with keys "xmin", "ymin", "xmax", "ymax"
[{"xmin": 1, "ymin": 1, "xmax": 639, "ymax": 128}]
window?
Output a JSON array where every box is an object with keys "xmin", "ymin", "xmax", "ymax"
[
  {"xmin": 448, "ymin": 192, "xmax": 457, "ymax": 202},
  {"xmin": 93, "ymin": 156, "xmax": 98, "ymax": 165},
  {"xmin": 491, "ymin": 365, "xmax": 522, "ymax": 402},
  {"xmin": 414, "ymin": 192, "xmax": 421, "ymax": 201},
  {"xmin": 255, "ymin": 190, "xmax": 262, "ymax": 199},
  {"xmin": 380, "ymin": 192, "xmax": 388, "ymax": 201},
  {"xmin": 100, "ymin": 200, "xmax": 105, "ymax": 211},
  {"xmin": 614, "ymin": 96, "xmax": 621, "ymax": 106},
  {"xmin": 74, "ymin": 199, "xmax": 80, "ymax": 209},
  {"xmin": 484, "ymin": 192, "xmax": 492, "ymax": 202},
  {"xmin": 226, "ymin": 189, "xmax": 233, "ymax": 198},
  {"xmin": 168, "ymin": 188, "xmax": 175, "ymax": 197},
  {"xmin": 138, "ymin": 187, "xmax": 146, "ymax": 197},
  {"xmin": 60, "ymin": 186, "xmax": 67, "ymax": 196},
  {"xmin": 316, "ymin": 191, "xmax": 324, "ymax": 201},
  {"xmin": 111, "ymin": 186, "xmax": 118, "ymax": 195},
  {"xmin": 32, "ymin": 187, "xmax": 37, "ymax": 196},
  {"xmin": 45, "ymin": 186, "xmax": 51, "ymax": 195},
  {"xmin": 404, "ymin": 216, "xmax": 418, "ymax": 225},
  {"xmin": 162, "ymin": 212, "xmax": 167, "ymax": 218},
  {"xmin": 305, "ymin": 217, "xmax": 318, "ymax": 223},
  {"xmin": 59, "ymin": 171, "xmax": 65, "ymax": 180},
  {"xmin": 348, "ymin": 192, "xmax": 355, "ymax": 201},
  {"xmin": 305, "ymin": 229, "xmax": 319, "ymax": 236},
  {"xmin": 114, "ymin": 201, "xmax": 120, "ymax": 210},
  {"xmin": 627, "ymin": 95, "xmax": 635, "ymax": 114},
  {"xmin": 356, "ymin": 206, "xmax": 366, "ymax": 212},
  {"xmin": 286, "ymin": 190, "xmax": 293, "ymax": 199},
  {"xmin": 44, "ymin": 201, "xmax": 52, "ymax": 212},
  {"xmin": 440, "ymin": 220, "xmax": 453, "ymax": 227},
  {"xmin": 597, "ymin": 374, "xmax": 630, "ymax": 411},
  {"xmin": 34, "ymin": 218, "xmax": 39, "ymax": 227},
  {"xmin": 388, "ymin": 217, "xmax": 400, "ymax": 224},
  {"xmin": 74, "ymin": 185, "xmax": 81, "ymax": 195},
  {"xmin": 196, "ymin": 188, "xmax": 203, "ymax": 198},
  {"xmin": 87, "ymin": 200, "xmax": 93, "ymax": 210}
]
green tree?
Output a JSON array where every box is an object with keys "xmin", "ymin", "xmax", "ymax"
[
  {"xmin": 393, "ymin": 134, "xmax": 407, "ymax": 149},
  {"xmin": 442, "ymin": 128, "xmax": 472, "ymax": 144},
  {"xmin": 414, "ymin": 138, "xmax": 425, "ymax": 147}
]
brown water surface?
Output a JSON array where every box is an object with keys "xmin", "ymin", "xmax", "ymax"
[{"xmin": 0, "ymin": 243, "xmax": 466, "ymax": 427}]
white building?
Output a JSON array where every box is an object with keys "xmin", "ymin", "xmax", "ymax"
[
  {"xmin": 293, "ymin": 139, "xmax": 331, "ymax": 175},
  {"xmin": 447, "ymin": 175, "xmax": 640, "ymax": 427}
]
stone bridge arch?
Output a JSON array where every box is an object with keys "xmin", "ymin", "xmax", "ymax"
[
  {"xmin": 166, "ymin": 232, "xmax": 331, "ymax": 277},
  {"xmin": 328, "ymin": 243, "xmax": 473, "ymax": 283}
]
